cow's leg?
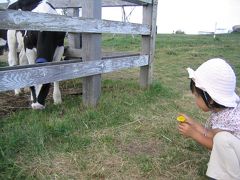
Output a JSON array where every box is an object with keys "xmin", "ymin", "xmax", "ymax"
[
  {"xmin": 34, "ymin": 83, "xmax": 51, "ymax": 105},
  {"xmin": 17, "ymin": 31, "xmax": 28, "ymax": 66},
  {"xmin": 52, "ymin": 46, "xmax": 64, "ymax": 104},
  {"xmin": 20, "ymin": 48, "xmax": 31, "ymax": 93},
  {"xmin": 25, "ymin": 48, "xmax": 37, "ymax": 65},
  {"xmin": 17, "ymin": 31, "xmax": 30, "ymax": 93},
  {"xmin": 7, "ymin": 30, "xmax": 21, "ymax": 95},
  {"xmin": 53, "ymin": 82, "xmax": 61, "ymax": 104},
  {"xmin": 19, "ymin": 48, "xmax": 27, "ymax": 65},
  {"xmin": 32, "ymin": 67, "xmax": 49, "ymax": 110},
  {"xmin": 33, "ymin": 46, "xmax": 64, "ymax": 107},
  {"xmin": 25, "ymin": 47, "xmax": 40, "ymax": 102},
  {"xmin": 0, "ymin": 38, "xmax": 7, "ymax": 55},
  {"xmin": 31, "ymin": 83, "xmax": 50, "ymax": 110},
  {"xmin": 32, "ymin": 31, "xmax": 65, "ymax": 109},
  {"xmin": 25, "ymin": 46, "xmax": 41, "ymax": 106}
]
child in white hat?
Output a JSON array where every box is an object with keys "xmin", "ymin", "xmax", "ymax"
[{"xmin": 178, "ymin": 58, "xmax": 240, "ymax": 180}]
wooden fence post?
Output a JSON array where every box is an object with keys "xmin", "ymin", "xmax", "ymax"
[
  {"xmin": 82, "ymin": 0, "xmax": 102, "ymax": 107},
  {"xmin": 140, "ymin": 0, "xmax": 158, "ymax": 88}
]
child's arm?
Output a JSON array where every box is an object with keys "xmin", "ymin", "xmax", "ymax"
[
  {"xmin": 178, "ymin": 122, "xmax": 213, "ymax": 149},
  {"xmin": 177, "ymin": 114, "xmax": 220, "ymax": 150}
]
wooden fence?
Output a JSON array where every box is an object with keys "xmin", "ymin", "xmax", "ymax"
[{"xmin": 0, "ymin": 0, "xmax": 158, "ymax": 107}]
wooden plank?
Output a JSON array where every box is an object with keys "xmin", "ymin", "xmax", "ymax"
[
  {"xmin": 48, "ymin": 0, "xmax": 137, "ymax": 8},
  {"xmin": 0, "ymin": 10, "xmax": 150, "ymax": 35},
  {"xmin": 140, "ymin": 0, "xmax": 158, "ymax": 88},
  {"xmin": 64, "ymin": 47, "xmax": 139, "ymax": 59},
  {"xmin": 123, "ymin": 0, "xmax": 152, "ymax": 5},
  {"xmin": 82, "ymin": 0, "xmax": 102, "ymax": 107},
  {"xmin": 102, "ymin": 52, "xmax": 140, "ymax": 59},
  {"xmin": 0, "ymin": 3, "xmax": 9, "ymax": 10},
  {"xmin": 149, "ymin": 0, "xmax": 158, "ymax": 64},
  {"xmin": 0, "ymin": 55, "xmax": 149, "ymax": 92}
]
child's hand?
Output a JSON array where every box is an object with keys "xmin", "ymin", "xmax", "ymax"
[
  {"xmin": 177, "ymin": 113, "xmax": 197, "ymax": 138},
  {"xmin": 177, "ymin": 113, "xmax": 194, "ymax": 125},
  {"xmin": 178, "ymin": 122, "xmax": 196, "ymax": 138}
]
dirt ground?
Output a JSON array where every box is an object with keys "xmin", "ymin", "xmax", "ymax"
[
  {"xmin": 0, "ymin": 52, "xmax": 30, "ymax": 117},
  {"xmin": 0, "ymin": 91, "xmax": 30, "ymax": 117},
  {"xmin": 0, "ymin": 87, "xmax": 83, "ymax": 118},
  {"xmin": 0, "ymin": 52, "xmax": 84, "ymax": 118}
]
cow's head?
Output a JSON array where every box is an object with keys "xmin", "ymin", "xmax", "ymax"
[{"xmin": 8, "ymin": 0, "xmax": 43, "ymax": 11}]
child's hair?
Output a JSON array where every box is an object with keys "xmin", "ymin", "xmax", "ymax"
[{"xmin": 190, "ymin": 79, "xmax": 226, "ymax": 109}]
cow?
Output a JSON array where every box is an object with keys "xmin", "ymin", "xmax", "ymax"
[{"xmin": 1, "ymin": 0, "xmax": 66, "ymax": 110}]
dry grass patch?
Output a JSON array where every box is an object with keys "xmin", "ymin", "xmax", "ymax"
[
  {"xmin": 118, "ymin": 138, "xmax": 163, "ymax": 157},
  {"xmin": 16, "ymin": 153, "xmax": 84, "ymax": 179}
]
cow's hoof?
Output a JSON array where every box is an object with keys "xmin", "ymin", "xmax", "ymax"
[
  {"xmin": 24, "ymin": 87, "xmax": 31, "ymax": 93},
  {"xmin": 54, "ymin": 99, "xmax": 62, "ymax": 105},
  {"xmin": 31, "ymin": 102, "xmax": 45, "ymax": 110},
  {"xmin": 14, "ymin": 89, "xmax": 22, "ymax": 96}
]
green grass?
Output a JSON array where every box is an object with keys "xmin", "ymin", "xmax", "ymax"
[{"xmin": 0, "ymin": 33, "xmax": 240, "ymax": 179}]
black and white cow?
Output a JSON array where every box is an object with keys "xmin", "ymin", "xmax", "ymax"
[{"xmin": 2, "ymin": 0, "xmax": 66, "ymax": 110}]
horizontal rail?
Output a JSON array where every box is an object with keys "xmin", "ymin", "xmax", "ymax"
[
  {"xmin": 49, "ymin": 0, "xmax": 137, "ymax": 8},
  {"xmin": 0, "ymin": 3, "xmax": 8, "ymax": 10},
  {"xmin": 123, "ymin": 0, "xmax": 152, "ymax": 5},
  {"xmin": 1, "ymin": 0, "xmax": 152, "ymax": 9},
  {"xmin": 48, "ymin": 0, "xmax": 151, "ymax": 8},
  {"xmin": 64, "ymin": 47, "xmax": 140, "ymax": 59},
  {"xmin": 0, "ymin": 10, "xmax": 150, "ymax": 35},
  {"xmin": 0, "ymin": 55, "xmax": 149, "ymax": 92}
]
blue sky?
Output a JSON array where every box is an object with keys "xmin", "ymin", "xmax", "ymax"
[{"xmin": 2, "ymin": 0, "xmax": 240, "ymax": 34}]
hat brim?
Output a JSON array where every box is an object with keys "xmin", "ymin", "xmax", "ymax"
[{"xmin": 187, "ymin": 68, "xmax": 240, "ymax": 107}]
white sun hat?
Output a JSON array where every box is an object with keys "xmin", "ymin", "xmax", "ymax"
[{"xmin": 187, "ymin": 58, "xmax": 240, "ymax": 107}]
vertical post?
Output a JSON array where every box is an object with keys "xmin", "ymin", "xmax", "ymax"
[
  {"xmin": 140, "ymin": 0, "xmax": 158, "ymax": 88},
  {"xmin": 82, "ymin": 0, "xmax": 102, "ymax": 107},
  {"xmin": 67, "ymin": 8, "xmax": 82, "ymax": 49}
]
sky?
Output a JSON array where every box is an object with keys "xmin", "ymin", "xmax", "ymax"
[
  {"xmin": 102, "ymin": 0, "xmax": 240, "ymax": 34},
  {"xmin": 2, "ymin": 0, "xmax": 240, "ymax": 34}
]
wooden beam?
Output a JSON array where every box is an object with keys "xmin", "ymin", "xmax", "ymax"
[
  {"xmin": 64, "ymin": 47, "xmax": 140, "ymax": 59},
  {"xmin": 123, "ymin": 0, "xmax": 152, "ymax": 5},
  {"xmin": 140, "ymin": 0, "xmax": 158, "ymax": 88},
  {"xmin": 102, "ymin": 52, "xmax": 140, "ymax": 59},
  {"xmin": 0, "ymin": 55, "xmax": 148, "ymax": 92},
  {"xmin": 82, "ymin": 0, "xmax": 102, "ymax": 107},
  {"xmin": 0, "ymin": 3, "xmax": 8, "ymax": 10},
  {"xmin": 0, "ymin": 10, "xmax": 150, "ymax": 35},
  {"xmin": 48, "ymin": 0, "xmax": 137, "ymax": 8}
]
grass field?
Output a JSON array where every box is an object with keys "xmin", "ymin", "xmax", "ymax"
[{"xmin": 0, "ymin": 33, "xmax": 240, "ymax": 179}]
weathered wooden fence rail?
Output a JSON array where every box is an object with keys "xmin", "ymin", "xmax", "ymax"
[
  {"xmin": 0, "ymin": 2, "xmax": 8, "ymax": 10},
  {"xmin": 0, "ymin": 10, "xmax": 150, "ymax": 35},
  {"xmin": 0, "ymin": 55, "xmax": 148, "ymax": 91},
  {"xmin": 48, "ymin": 0, "xmax": 152, "ymax": 8},
  {"xmin": 0, "ymin": 0, "xmax": 158, "ymax": 107}
]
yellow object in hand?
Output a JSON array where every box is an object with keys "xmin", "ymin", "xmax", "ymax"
[{"xmin": 177, "ymin": 115, "xmax": 186, "ymax": 122}]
